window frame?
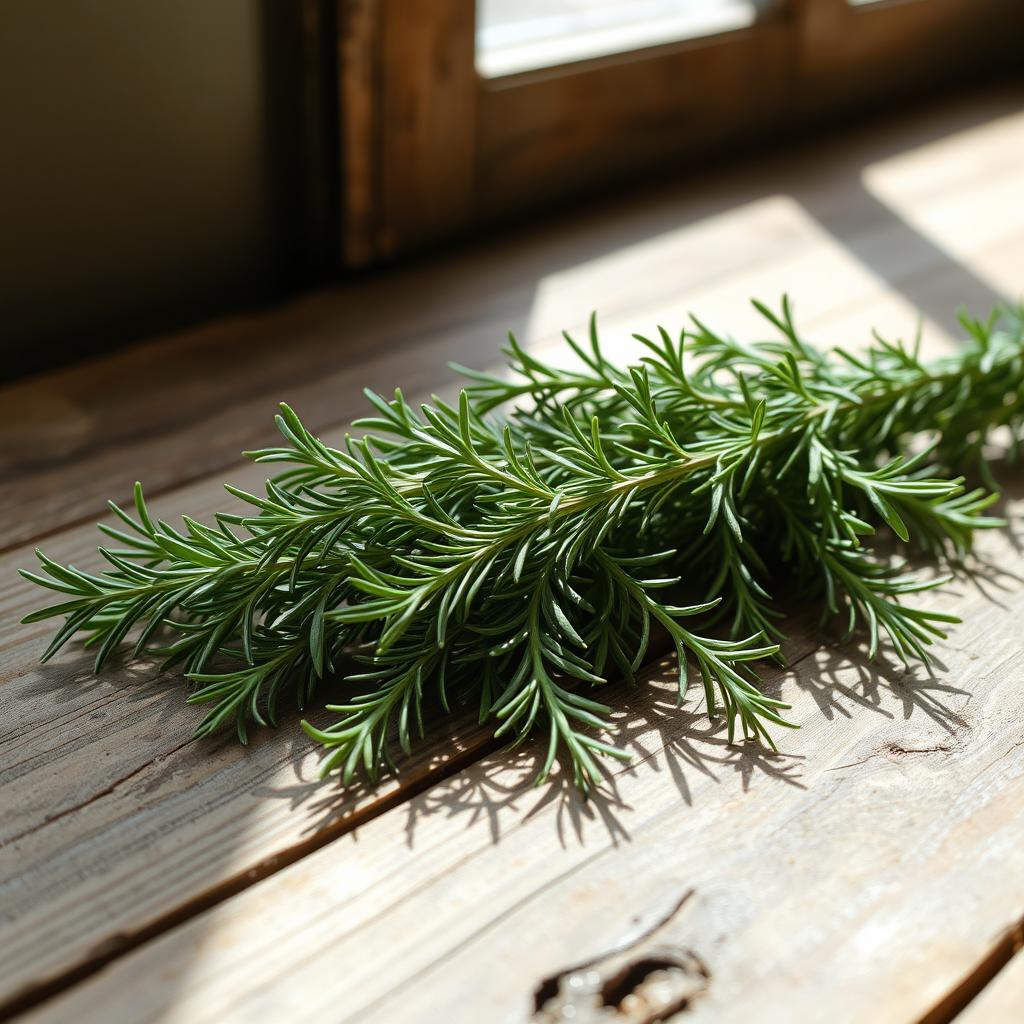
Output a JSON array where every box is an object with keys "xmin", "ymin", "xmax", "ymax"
[{"xmin": 337, "ymin": 0, "xmax": 1023, "ymax": 266}]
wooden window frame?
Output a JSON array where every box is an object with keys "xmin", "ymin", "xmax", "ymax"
[{"xmin": 337, "ymin": 0, "xmax": 1023, "ymax": 266}]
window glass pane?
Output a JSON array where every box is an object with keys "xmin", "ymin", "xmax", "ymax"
[{"xmin": 477, "ymin": 0, "xmax": 778, "ymax": 78}]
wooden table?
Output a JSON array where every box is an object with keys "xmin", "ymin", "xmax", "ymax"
[{"xmin": 2, "ymin": 82, "xmax": 1023, "ymax": 1024}]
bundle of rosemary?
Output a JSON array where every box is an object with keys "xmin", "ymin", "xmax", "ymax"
[{"xmin": 23, "ymin": 299, "xmax": 1024, "ymax": 788}]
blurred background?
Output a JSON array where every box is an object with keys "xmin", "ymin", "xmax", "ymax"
[{"xmin": 1, "ymin": 0, "xmax": 1022, "ymax": 381}]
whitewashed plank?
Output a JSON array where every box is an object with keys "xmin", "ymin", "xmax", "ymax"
[
  {"xmin": 3, "ymin": 84, "xmax": 1021, "ymax": 553},
  {"xmin": 957, "ymin": 950, "xmax": 1024, "ymax": 1023},
  {"xmin": 22, "ymin": 487, "xmax": 1024, "ymax": 1024},
  {"xmin": 3, "ymin": 84, "xmax": 1023, "ymax": 1018}
]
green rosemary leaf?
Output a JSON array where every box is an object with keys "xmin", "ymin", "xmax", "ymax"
[{"xmin": 21, "ymin": 297, "xmax": 1024, "ymax": 791}]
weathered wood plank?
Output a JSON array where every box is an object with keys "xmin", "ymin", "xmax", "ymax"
[
  {"xmin": 0, "ymin": 271, "xmax": 996, "ymax": 1013},
  {"xmin": 2, "ymin": 83, "xmax": 1020, "ymax": 554},
  {"xmin": 2, "ymin": 84, "xmax": 1022, "ymax": 1018},
  {"xmin": 956, "ymin": 949, "xmax": 1024, "ymax": 1023},
  {"xmin": 2, "ymin": 223, "xmax": 1014, "ymax": 1005},
  {"xmin": 0, "ymin": 471, "xmax": 499, "ymax": 1015},
  {"xmin": 19, "ymin": 491, "xmax": 1024, "ymax": 1024}
]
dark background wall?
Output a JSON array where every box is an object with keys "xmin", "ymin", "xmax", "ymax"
[{"xmin": 0, "ymin": 1, "xmax": 328, "ymax": 380}]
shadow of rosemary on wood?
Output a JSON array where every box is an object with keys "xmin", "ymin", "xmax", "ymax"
[
  {"xmin": 29, "ymin": 471, "xmax": 1017, "ymax": 854},
  {"xmin": 252, "ymin": 641, "xmax": 809, "ymax": 851},
  {"xmin": 257, "ymin": 617, "xmax": 815, "ymax": 850},
  {"xmin": 273, "ymin": 515, "xmax": 1024, "ymax": 851},
  {"xmin": 385, "ymin": 648, "xmax": 972, "ymax": 850}
]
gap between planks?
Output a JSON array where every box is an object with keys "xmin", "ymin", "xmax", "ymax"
[
  {"xmin": 1, "ymin": 82, "xmax": 1021, "ymax": 554},
  {"xmin": 0, "ymin": 713, "xmax": 502, "ymax": 1021},
  {"xmin": 2, "ymin": 83, "xmax": 1023, "ymax": 1021},
  {"xmin": 919, "ymin": 915, "xmax": 1024, "ymax": 1024},
  {"xmin": 12, "ymin": 493, "xmax": 1024, "ymax": 1023},
  {"xmin": 0, "ymin": 252, "xmax": 1012, "ymax": 1017}
]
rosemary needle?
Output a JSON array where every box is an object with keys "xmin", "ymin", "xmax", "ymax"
[{"xmin": 23, "ymin": 297, "xmax": 1022, "ymax": 789}]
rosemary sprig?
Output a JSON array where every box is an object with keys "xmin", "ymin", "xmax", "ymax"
[{"xmin": 23, "ymin": 298, "xmax": 1022, "ymax": 789}]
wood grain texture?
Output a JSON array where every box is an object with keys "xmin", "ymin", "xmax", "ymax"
[
  {"xmin": 339, "ymin": 0, "xmax": 1024, "ymax": 260},
  {"xmin": 20, "ymin": 500, "xmax": 1024, "ymax": 1024},
  {"xmin": 794, "ymin": 0, "xmax": 1024, "ymax": 116},
  {"xmin": 2, "ymin": 82, "xmax": 1020, "ymax": 554},
  {"xmin": 337, "ymin": 0, "xmax": 378, "ymax": 266},
  {"xmin": 377, "ymin": 0, "xmax": 476, "ymax": 256},
  {"xmin": 2, "ymin": 84, "xmax": 1023, "ymax": 1020},
  {"xmin": 338, "ymin": 0, "xmax": 477, "ymax": 262},
  {"xmin": 477, "ymin": 22, "xmax": 790, "ymax": 218},
  {"xmin": 0, "ymin": 474, "xmax": 497, "ymax": 1015},
  {"xmin": 956, "ymin": 949, "xmax": 1024, "ymax": 1023}
]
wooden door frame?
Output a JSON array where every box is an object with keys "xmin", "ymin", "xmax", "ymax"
[{"xmin": 337, "ymin": 0, "xmax": 1023, "ymax": 267}]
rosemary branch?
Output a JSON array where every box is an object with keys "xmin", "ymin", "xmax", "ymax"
[{"xmin": 22, "ymin": 298, "xmax": 1023, "ymax": 788}]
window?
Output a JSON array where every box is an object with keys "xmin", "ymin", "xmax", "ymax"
[
  {"xmin": 337, "ymin": 0, "xmax": 1023, "ymax": 266},
  {"xmin": 476, "ymin": 0, "xmax": 777, "ymax": 78}
]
